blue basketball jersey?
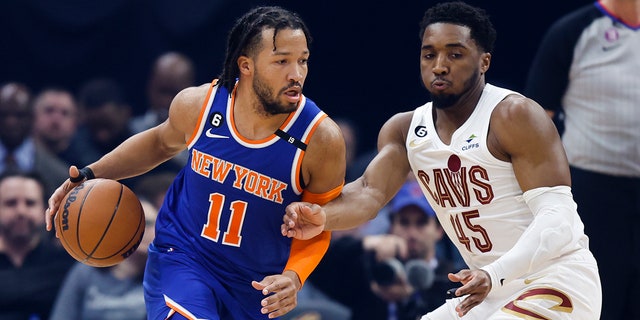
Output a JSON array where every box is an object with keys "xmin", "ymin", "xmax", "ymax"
[{"xmin": 147, "ymin": 81, "xmax": 326, "ymax": 319}]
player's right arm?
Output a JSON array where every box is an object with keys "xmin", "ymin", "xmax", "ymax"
[
  {"xmin": 83, "ymin": 84, "xmax": 208, "ymax": 180},
  {"xmin": 282, "ymin": 111, "xmax": 414, "ymax": 239},
  {"xmin": 46, "ymin": 83, "xmax": 210, "ymax": 231}
]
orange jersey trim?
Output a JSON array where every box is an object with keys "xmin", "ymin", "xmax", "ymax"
[
  {"xmin": 186, "ymin": 79, "xmax": 218, "ymax": 146},
  {"xmin": 164, "ymin": 295, "xmax": 198, "ymax": 320},
  {"xmin": 284, "ymin": 182, "xmax": 344, "ymax": 286},
  {"xmin": 292, "ymin": 113, "xmax": 328, "ymax": 192}
]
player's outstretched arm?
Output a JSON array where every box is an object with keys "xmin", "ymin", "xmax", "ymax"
[
  {"xmin": 84, "ymin": 85, "xmax": 206, "ymax": 181},
  {"xmin": 282, "ymin": 111, "xmax": 414, "ymax": 239},
  {"xmin": 45, "ymin": 84, "xmax": 208, "ymax": 233},
  {"xmin": 281, "ymin": 202, "xmax": 325, "ymax": 240}
]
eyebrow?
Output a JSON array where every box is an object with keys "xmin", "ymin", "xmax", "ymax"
[
  {"xmin": 421, "ymin": 43, "xmax": 467, "ymax": 50},
  {"xmin": 272, "ymin": 49, "xmax": 310, "ymax": 56}
]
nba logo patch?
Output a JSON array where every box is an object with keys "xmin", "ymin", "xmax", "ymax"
[{"xmin": 604, "ymin": 27, "xmax": 619, "ymax": 43}]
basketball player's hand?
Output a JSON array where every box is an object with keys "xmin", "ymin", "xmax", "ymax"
[
  {"xmin": 281, "ymin": 202, "xmax": 325, "ymax": 240},
  {"xmin": 45, "ymin": 166, "xmax": 86, "ymax": 234},
  {"xmin": 447, "ymin": 269, "xmax": 492, "ymax": 317},
  {"xmin": 252, "ymin": 270, "xmax": 301, "ymax": 318}
]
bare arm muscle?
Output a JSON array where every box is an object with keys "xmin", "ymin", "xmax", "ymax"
[{"xmin": 324, "ymin": 112, "xmax": 414, "ymax": 230}]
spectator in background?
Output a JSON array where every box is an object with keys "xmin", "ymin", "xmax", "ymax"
[
  {"xmin": 133, "ymin": 171, "xmax": 176, "ymax": 210},
  {"xmin": 525, "ymin": 1, "xmax": 640, "ymax": 318},
  {"xmin": 32, "ymin": 87, "xmax": 95, "ymax": 168},
  {"xmin": 49, "ymin": 199, "xmax": 158, "ymax": 320},
  {"xmin": 0, "ymin": 82, "xmax": 35, "ymax": 173},
  {"xmin": 130, "ymin": 51, "xmax": 196, "ymax": 134},
  {"xmin": 334, "ymin": 117, "xmax": 378, "ymax": 184},
  {"xmin": 0, "ymin": 82, "xmax": 69, "ymax": 195},
  {"xmin": 304, "ymin": 180, "xmax": 455, "ymax": 320},
  {"xmin": 75, "ymin": 78, "xmax": 181, "ymax": 187},
  {"xmin": 334, "ymin": 118, "xmax": 358, "ymax": 182},
  {"xmin": 76, "ymin": 78, "xmax": 135, "ymax": 160},
  {"xmin": 130, "ymin": 52, "xmax": 196, "ymax": 168},
  {"xmin": 0, "ymin": 170, "xmax": 74, "ymax": 320}
]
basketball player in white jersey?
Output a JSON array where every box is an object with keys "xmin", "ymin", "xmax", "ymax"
[{"xmin": 282, "ymin": 2, "xmax": 601, "ymax": 319}]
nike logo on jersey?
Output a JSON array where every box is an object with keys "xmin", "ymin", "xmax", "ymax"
[
  {"xmin": 602, "ymin": 44, "xmax": 621, "ymax": 51},
  {"xmin": 524, "ymin": 275, "xmax": 544, "ymax": 285},
  {"xmin": 409, "ymin": 139, "xmax": 428, "ymax": 148},
  {"xmin": 205, "ymin": 129, "xmax": 229, "ymax": 139}
]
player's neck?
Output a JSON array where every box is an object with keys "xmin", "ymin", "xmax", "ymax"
[
  {"xmin": 600, "ymin": 0, "xmax": 640, "ymax": 25},
  {"xmin": 233, "ymin": 82, "xmax": 291, "ymax": 140}
]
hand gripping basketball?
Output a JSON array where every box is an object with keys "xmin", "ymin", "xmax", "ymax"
[{"xmin": 46, "ymin": 166, "xmax": 95, "ymax": 232}]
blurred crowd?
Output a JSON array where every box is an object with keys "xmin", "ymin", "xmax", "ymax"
[
  {"xmin": 0, "ymin": 51, "xmax": 193, "ymax": 320},
  {"xmin": 1, "ymin": 0, "xmax": 638, "ymax": 319}
]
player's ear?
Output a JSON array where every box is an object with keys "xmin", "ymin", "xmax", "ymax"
[
  {"xmin": 480, "ymin": 52, "xmax": 491, "ymax": 75},
  {"xmin": 237, "ymin": 56, "xmax": 253, "ymax": 76}
]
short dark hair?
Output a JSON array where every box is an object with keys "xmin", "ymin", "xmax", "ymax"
[
  {"xmin": 77, "ymin": 78, "xmax": 127, "ymax": 109},
  {"xmin": 419, "ymin": 1, "xmax": 496, "ymax": 53},
  {"xmin": 218, "ymin": 6, "xmax": 312, "ymax": 91},
  {"xmin": 0, "ymin": 170, "xmax": 47, "ymax": 204}
]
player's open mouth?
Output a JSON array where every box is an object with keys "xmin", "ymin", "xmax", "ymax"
[{"xmin": 284, "ymin": 89, "xmax": 301, "ymax": 102}]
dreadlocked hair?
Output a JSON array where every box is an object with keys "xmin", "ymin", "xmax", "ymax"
[
  {"xmin": 218, "ymin": 6, "xmax": 312, "ymax": 91},
  {"xmin": 419, "ymin": 1, "xmax": 496, "ymax": 54}
]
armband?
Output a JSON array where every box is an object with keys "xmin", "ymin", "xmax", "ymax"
[{"xmin": 70, "ymin": 166, "xmax": 95, "ymax": 183}]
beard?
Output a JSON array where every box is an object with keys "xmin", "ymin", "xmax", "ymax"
[
  {"xmin": 252, "ymin": 72, "xmax": 300, "ymax": 115},
  {"xmin": 0, "ymin": 217, "xmax": 39, "ymax": 248},
  {"xmin": 430, "ymin": 69, "xmax": 480, "ymax": 110}
]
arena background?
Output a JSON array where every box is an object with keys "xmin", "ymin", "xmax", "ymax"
[{"xmin": 0, "ymin": 0, "xmax": 590, "ymax": 154}]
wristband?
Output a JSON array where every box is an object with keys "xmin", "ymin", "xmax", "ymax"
[{"xmin": 70, "ymin": 166, "xmax": 95, "ymax": 183}]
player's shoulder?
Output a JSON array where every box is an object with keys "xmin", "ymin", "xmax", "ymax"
[
  {"xmin": 491, "ymin": 94, "xmax": 553, "ymax": 145},
  {"xmin": 172, "ymin": 83, "xmax": 211, "ymax": 109},
  {"xmin": 494, "ymin": 94, "xmax": 545, "ymax": 121},
  {"xmin": 309, "ymin": 116, "xmax": 344, "ymax": 147},
  {"xmin": 381, "ymin": 110, "xmax": 415, "ymax": 134}
]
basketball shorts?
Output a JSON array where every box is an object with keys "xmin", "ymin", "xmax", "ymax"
[
  {"xmin": 143, "ymin": 243, "xmax": 274, "ymax": 320},
  {"xmin": 422, "ymin": 249, "xmax": 601, "ymax": 319}
]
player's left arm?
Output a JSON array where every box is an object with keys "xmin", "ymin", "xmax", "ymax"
[
  {"xmin": 482, "ymin": 95, "xmax": 584, "ymax": 288},
  {"xmin": 254, "ymin": 116, "xmax": 346, "ymax": 318},
  {"xmin": 450, "ymin": 95, "xmax": 584, "ymax": 316},
  {"xmin": 284, "ymin": 116, "xmax": 346, "ymax": 285}
]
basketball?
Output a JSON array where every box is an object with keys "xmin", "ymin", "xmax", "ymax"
[{"xmin": 55, "ymin": 178, "xmax": 145, "ymax": 267}]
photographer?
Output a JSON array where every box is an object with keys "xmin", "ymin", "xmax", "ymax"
[{"xmin": 305, "ymin": 180, "xmax": 457, "ymax": 320}]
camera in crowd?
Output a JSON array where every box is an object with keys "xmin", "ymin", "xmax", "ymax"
[{"xmin": 369, "ymin": 256, "xmax": 435, "ymax": 291}]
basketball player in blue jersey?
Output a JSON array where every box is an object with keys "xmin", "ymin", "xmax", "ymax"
[
  {"xmin": 282, "ymin": 2, "xmax": 602, "ymax": 319},
  {"xmin": 45, "ymin": 6, "xmax": 346, "ymax": 320}
]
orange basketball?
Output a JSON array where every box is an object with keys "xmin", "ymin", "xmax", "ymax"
[{"xmin": 55, "ymin": 178, "xmax": 145, "ymax": 267}]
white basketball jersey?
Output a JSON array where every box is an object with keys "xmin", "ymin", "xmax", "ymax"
[{"xmin": 407, "ymin": 84, "xmax": 550, "ymax": 270}]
